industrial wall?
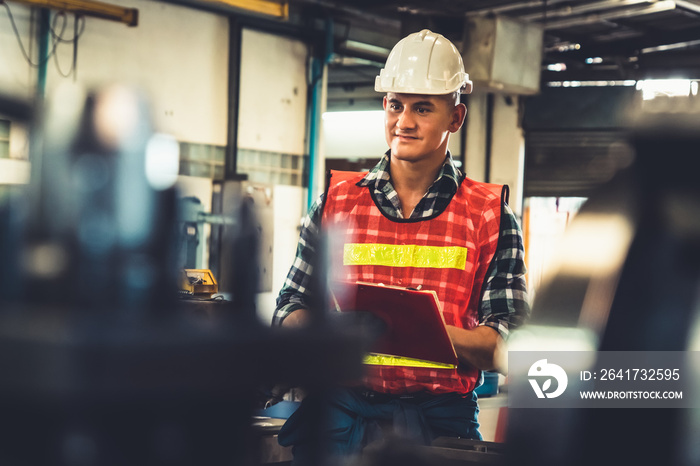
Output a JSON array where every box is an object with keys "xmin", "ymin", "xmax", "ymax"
[
  {"xmin": 0, "ymin": 0, "xmax": 229, "ymax": 145},
  {"xmin": 237, "ymin": 28, "xmax": 309, "ymax": 187},
  {"xmin": 0, "ymin": 1, "xmax": 312, "ymax": 324},
  {"xmin": 1, "ymin": 1, "xmax": 526, "ymax": 323},
  {"xmin": 237, "ymin": 28, "xmax": 309, "ymax": 324},
  {"xmin": 490, "ymin": 93, "xmax": 525, "ymax": 215},
  {"xmin": 465, "ymin": 91, "xmax": 525, "ymax": 216},
  {"xmin": 238, "ymin": 28, "xmax": 308, "ymax": 156}
]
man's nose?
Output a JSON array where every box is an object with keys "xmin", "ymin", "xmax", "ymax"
[{"xmin": 397, "ymin": 110, "xmax": 416, "ymax": 130}]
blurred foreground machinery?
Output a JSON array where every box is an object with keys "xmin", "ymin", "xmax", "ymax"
[
  {"xmin": 0, "ymin": 86, "xmax": 366, "ymax": 465},
  {"xmin": 506, "ymin": 108, "xmax": 700, "ymax": 466}
]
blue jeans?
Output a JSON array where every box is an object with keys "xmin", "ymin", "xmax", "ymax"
[{"xmin": 278, "ymin": 387, "xmax": 481, "ymax": 465}]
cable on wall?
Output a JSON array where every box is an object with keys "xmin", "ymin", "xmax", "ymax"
[
  {"xmin": 2, "ymin": 2, "xmax": 84, "ymax": 79},
  {"xmin": 51, "ymin": 12, "xmax": 85, "ymax": 79},
  {"xmin": 3, "ymin": 1, "xmax": 59, "ymax": 67}
]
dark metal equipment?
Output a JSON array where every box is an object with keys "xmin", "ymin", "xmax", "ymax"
[
  {"xmin": 0, "ymin": 88, "xmax": 366, "ymax": 465},
  {"xmin": 506, "ymin": 108, "xmax": 700, "ymax": 466}
]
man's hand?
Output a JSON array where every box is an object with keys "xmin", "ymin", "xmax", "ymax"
[{"xmin": 445, "ymin": 325, "xmax": 506, "ymax": 373}]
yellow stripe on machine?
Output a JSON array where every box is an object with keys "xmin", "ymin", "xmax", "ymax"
[
  {"xmin": 343, "ymin": 243, "xmax": 467, "ymax": 270},
  {"xmin": 363, "ymin": 353, "xmax": 457, "ymax": 369}
]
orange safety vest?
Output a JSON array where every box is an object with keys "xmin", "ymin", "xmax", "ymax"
[{"xmin": 323, "ymin": 170, "xmax": 506, "ymax": 395}]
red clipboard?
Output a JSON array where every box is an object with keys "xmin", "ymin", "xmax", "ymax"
[{"xmin": 332, "ymin": 281, "xmax": 458, "ymax": 366}]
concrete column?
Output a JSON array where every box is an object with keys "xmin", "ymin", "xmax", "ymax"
[
  {"xmin": 464, "ymin": 91, "xmax": 525, "ymax": 216},
  {"xmin": 464, "ymin": 92, "xmax": 488, "ymax": 183},
  {"xmin": 490, "ymin": 94, "xmax": 525, "ymax": 216}
]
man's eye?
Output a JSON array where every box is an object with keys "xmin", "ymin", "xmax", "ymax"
[
  {"xmin": 416, "ymin": 107, "xmax": 429, "ymax": 114},
  {"xmin": 390, "ymin": 104, "xmax": 402, "ymax": 111}
]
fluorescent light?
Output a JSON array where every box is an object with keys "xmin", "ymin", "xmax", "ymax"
[
  {"xmin": 547, "ymin": 63, "xmax": 567, "ymax": 72},
  {"xmin": 638, "ymin": 79, "xmax": 693, "ymax": 100}
]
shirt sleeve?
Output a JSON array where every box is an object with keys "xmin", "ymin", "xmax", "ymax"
[
  {"xmin": 272, "ymin": 194, "xmax": 325, "ymax": 326},
  {"xmin": 478, "ymin": 203, "xmax": 531, "ymax": 340}
]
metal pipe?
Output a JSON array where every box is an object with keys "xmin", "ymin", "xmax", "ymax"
[
  {"xmin": 485, "ymin": 93, "xmax": 494, "ymax": 183},
  {"xmin": 519, "ymin": 0, "xmax": 652, "ymax": 22},
  {"xmin": 641, "ymin": 38, "xmax": 700, "ymax": 53},
  {"xmin": 307, "ymin": 58, "xmax": 323, "ymax": 209},
  {"xmin": 36, "ymin": 8, "xmax": 50, "ymax": 99},
  {"xmin": 306, "ymin": 17, "xmax": 333, "ymax": 209},
  {"xmin": 225, "ymin": 16, "xmax": 246, "ymax": 181},
  {"xmin": 339, "ymin": 39, "xmax": 390, "ymax": 61},
  {"xmin": 675, "ymin": 0, "xmax": 700, "ymax": 15},
  {"xmin": 543, "ymin": 0, "xmax": 677, "ymax": 30}
]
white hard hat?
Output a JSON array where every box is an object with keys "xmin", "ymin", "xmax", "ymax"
[{"xmin": 375, "ymin": 29, "xmax": 473, "ymax": 95}]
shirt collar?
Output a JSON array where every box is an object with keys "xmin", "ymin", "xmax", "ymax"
[{"xmin": 357, "ymin": 151, "xmax": 463, "ymax": 192}]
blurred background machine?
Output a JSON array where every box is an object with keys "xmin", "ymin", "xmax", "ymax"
[
  {"xmin": 0, "ymin": 86, "xmax": 368, "ymax": 465},
  {"xmin": 177, "ymin": 195, "xmax": 232, "ymax": 271},
  {"xmin": 176, "ymin": 197, "xmax": 227, "ymax": 299},
  {"xmin": 505, "ymin": 105, "xmax": 700, "ymax": 466}
]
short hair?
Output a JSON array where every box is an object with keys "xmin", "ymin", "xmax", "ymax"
[
  {"xmin": 439, "ymin": 91, "xmax": 461, "ymax": 107},
  {"xmin": 384, "ymin": 91, "xmax": 461, "ymax": 107}
]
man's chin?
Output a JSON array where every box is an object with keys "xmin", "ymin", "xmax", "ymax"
[
  {"xmin": 390, "ymin": 152, "xmax": 421, "ymax": 163},
  {"xmin": 390, "ymin": 144, "xmax": 418, "ymax": 158}
]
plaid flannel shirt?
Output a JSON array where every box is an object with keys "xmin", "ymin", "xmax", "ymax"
[{"xmin": 273, "ymin": 153, "xmax": 530, "ymax": 340}]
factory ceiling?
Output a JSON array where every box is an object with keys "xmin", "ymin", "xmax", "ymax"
[{"xmin": 285, "ymin": 0, "xmax": 700, "ymax": 93}]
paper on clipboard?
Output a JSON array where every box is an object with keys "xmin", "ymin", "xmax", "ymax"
[{"xmin": 332, "ymin": 281, "xmax": 458, "ymax": 367}]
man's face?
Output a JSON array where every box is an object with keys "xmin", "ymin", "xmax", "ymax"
[{"xmin": 383, "ymin": 92, "xmax": 465, "ymax": 165}]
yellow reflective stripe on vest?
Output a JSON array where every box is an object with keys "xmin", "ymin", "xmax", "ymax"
[
  {"xmin": 343, "ymin": 243, "xmax": 467, "ymax": 270},
  {"xmin": 363, "ymin": 353, "xmax": 457, "ymax": 370}
]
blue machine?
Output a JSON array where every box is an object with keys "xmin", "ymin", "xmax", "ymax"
[{"xmin": 177, "ymin": 196, "xmax": 233, "ymax": 270}]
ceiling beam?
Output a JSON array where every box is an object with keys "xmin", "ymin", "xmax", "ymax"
[
  {"xmin": 200, "ymin": 0, "xmax": 288, "ymax": 19},
  {"xmin": 6, "ymin": 0, "xmax": 138, "ymax": 26},
  {"xmin": 162, "ymin": 0, "xmax": 290, "ymax": 21},
  {"xmin": 466, "ymin": 0, "xmax": 566, "ymax": 16},
  {"xmin": 518, "ymin": 0, "xmax": 654, "ymax": 22}
]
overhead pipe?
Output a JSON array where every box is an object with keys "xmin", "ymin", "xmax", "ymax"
[
  {"xmin": 675, "ymin": 0, "xmax": 700, "ymax": 15},
  {"xmin": 542, "ymin": 1, "xmax": 677, "ymax": 30},
  {"xmin": 518, "ymin": 0, "xmax": 652, "ymax": 22},
  {"xmin": 306, "ymin": 16, "xmax": 334, "ymax": 209},
  {"xmin": 225, "ymin": 16, "xmax": 245, "ymax": 180},
  {"xmin": 466, "ymin": 0, "xmax": 567, "ymax": 16},
  {"xmin": 485, "ymin": 93, "xmax": 494, "ymax": 183}
]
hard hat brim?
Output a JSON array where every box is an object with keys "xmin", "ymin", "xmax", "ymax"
[{"xmin": 374, "ymin": 76, "xmax": 474, "ymax": 95}]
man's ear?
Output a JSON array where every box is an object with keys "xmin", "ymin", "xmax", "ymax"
[
  {"xmin": 382, "ymin": 95, "xmax": 388, "ymax": 110},
  {"xmin": 449, "ymin": 103, "xmax": 467, "ymax": 133}
]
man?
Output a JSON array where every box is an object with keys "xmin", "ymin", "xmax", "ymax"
[{"xmin": 273, "ymin": 29, "xmax": 530, "ymax": 462}]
